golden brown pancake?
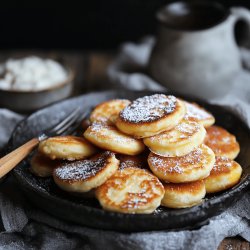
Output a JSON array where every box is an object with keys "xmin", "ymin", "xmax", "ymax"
[
  {"xmin": 95, "ymin": 167, "xmax": 165, "ymax": 214},
  {"xmin": 84, "ymin": 122, "xmax": 145, "ymax": 155},
  {"xmin": 90, "ymin": 99, "xmax": 131, "ymax": 125},
  {"xmin": 204, "ymin": 156, "xmax": 242, "ymax": 193},
  {"xmin": 116, "ymin": 94, "xmax": 186, "ymax": 138},
  {"xmin": 183, "ymin": 100, "xmax": 215, "ymax": 127},
  {"xmin": 144, "ymin": 118, "xmax": 206, "ymax": 157},
  {"xmin": 205, "ymin": 125, "xmax": 240, "ymax": 159},
  {"xmin": 39, "ymin": 135, "xmax": 97, "ymax": 160},
  {"xmin": 30, "ymin": 153, "xmax": 62, "ymax": 177},
  {"xmin": 53, "ymin": 151, "xmax": 119, "ymax": 193},
  {"xmin": 161, "ymin": 180, "xmax": 206, "ymax": 208},
  {"xmin": 148, "ymin": 144, "xmax": 215, "ymax": 183}
]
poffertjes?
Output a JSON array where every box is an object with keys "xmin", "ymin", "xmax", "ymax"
[
  {"xmin": 161, "ymin": 180, "xmax": 206, "ymax": 208},
  {"xmin": 95, "ymin": 167, "xmax": 165, "ymax": 214},
  {"xmin": 39, "ymin": 136, "xmax": 97, "ymax": 160},
  {"xmin": 31, "ymin": 92, "xmax": 244, "ymax": 214},
  {"xmin": 53, "ymin": 151, "xmax": 119, "ymax": 193},
  {"xmin": 148, "ymin": 144, "xmax": 215, "ymax": 183},
  {"xmin": 205, "ymin": 125, "xmax": 240, "ymax": 160},
  {"xmin": 90, "ymin": 99, "xmax": 131, "ymax": 125},
  {"xmin": 183, "ymin": 100, "xmax": 215, "ymax": 128},
  {"xmin": 204, "ymin": 156, "xmax": 242, "ymax": 193},
  {"xmin": 144, "ymin": 118, "xmax": 206, "ymax": 157},
  {"xmin": 84, "ymin": 122, "xmax": 145, "ymax": 155},
  {"xmin": 116, "ymin": 94, "xmax": 186, "ymax": 138}
]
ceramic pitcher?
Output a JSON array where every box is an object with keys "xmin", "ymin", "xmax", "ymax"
[{"xmin": 148, "ymin": 1, "xmax": 250, "ymax": 99}]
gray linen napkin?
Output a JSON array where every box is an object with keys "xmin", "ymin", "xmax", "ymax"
[{"xmin": 0, "ymin": 37, "xmax": 250, "ymax": 249}]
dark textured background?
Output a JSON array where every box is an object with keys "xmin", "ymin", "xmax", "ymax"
[{"xmin": 0, "ymin": 0, "xmax": 249, "ymax": 49}]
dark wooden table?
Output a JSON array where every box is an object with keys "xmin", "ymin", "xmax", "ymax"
[{"xmin": 0, "ymin": 50, "xmax": 249, "ymax": 250}]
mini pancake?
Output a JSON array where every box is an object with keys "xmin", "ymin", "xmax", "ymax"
[
  {"xmin": 117, "ymin": 153, "xmax": 149, "ymax": 170},
  {"xmin": 204, "ymin": 156, "xmax": 242, "ymax": 193},
  {"xmin": 84, "ymin": 123, "xmax": 145, "ymax": 155},
  {"xmin": 95, "ymin": 167, "xmax": 164, "ymax": 214},
  {"xmin": 161, "ymin": 180, "xmax": 206, "ymax": 208},
  {"xmin": 144, "ymin": 118, "xmax": 206, "ymax": 157},
  {"xmin": 39, "ymin": 136, "xmax": 97, "ymax": 161},
  {"xmin": 183, "ymin": 100, "xmax": 215, "ymax": 127},
  {"xmin": 90, "ymin": 99, "xmax": 131, "ymax": 125},
  {"xmin": 205, "ymin": 125, "xmax": 240, "ymax": 159},
  {"xmin": 148, "ymin": 144, "xmax": 215, "ymax": 183},
  {"xmin": 30, "ymin": 153, "xmax": 62, "ymax": 177},
  {"xmin": 116, "ymin": 94, "xmax": 186, "ymax": 138},
  {"xmin": 53, "ymin": 151, "xmax": 119, "ymax": 193}
]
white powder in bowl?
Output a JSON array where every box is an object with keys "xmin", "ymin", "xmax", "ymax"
[{"xmin": 0, "ymin": 56, "xmax": 68, "ymax": 91}]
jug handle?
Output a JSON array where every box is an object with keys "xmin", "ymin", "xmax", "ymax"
[{"xmin": 231, "ymin": 7, "xmax": 250, "ymax": 47}]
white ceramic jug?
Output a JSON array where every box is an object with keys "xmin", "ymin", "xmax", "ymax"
[{"xmin": 149, "ymin": 1, "xmax": 250, "ymax": 99}]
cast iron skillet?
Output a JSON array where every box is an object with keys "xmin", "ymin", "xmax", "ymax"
[{"xmin": 10, "ymin": 90, "xmax": 250, "ymax": 232}]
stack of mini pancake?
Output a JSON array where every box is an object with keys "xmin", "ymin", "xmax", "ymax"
[{"xmin": 30, "ymin": 94, "xmax": 242, "ymax": 214}]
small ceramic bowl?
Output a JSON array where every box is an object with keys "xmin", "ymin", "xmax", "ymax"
[{"xmin": 0, "ymin": 66, "xmax": 75, "ymax": 113}]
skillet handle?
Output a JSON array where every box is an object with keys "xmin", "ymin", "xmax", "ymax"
[{"xmin": 0, "ymin": 138, "xmax": 39, "ymax": 178}]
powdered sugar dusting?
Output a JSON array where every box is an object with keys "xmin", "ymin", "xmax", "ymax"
[
  {"xmin": 167, "ymin": 164, "xmax": 184, "ymax": 174},
  {"xmin": 149, "ymin": 119, "xmax": 201, "ymax": 143},
  {"xmin": 205, "ymin": 126, "xmax": 239, "ymax": 156},
  {"xmin": 54, "ymin": 152, "xmax": 112, "ymax": 181},
  {"xmin": 222, "ymin": 137, "xmax": 231, "ymax": 144},
  {"xmin": 88, "ymin": 122, "xmax": 137, "ymax": 143},
  {"xmin": 89, "ymin": 122, "xmax": 107, "ymax": 133},
  {"xmin": 176, "ymin": 120, "xmax": 200, "ymax": 136},
  {"xmin": 120, "ymin": 94, "xmax": 177, "ymax": 123},
  {"xmin": 212, "ymin": 156, "xmax": 233, "ymax": 173},
  {"xmin": 149, "ymin": 145, "xmax": 208, "ymax": 173},
  {"xmin": 184, "ymin": 101, "xmax": 213, "ymax": 120}
]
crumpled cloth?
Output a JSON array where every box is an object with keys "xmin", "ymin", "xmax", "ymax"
[{"xmin": 0, "ymin": 37, "xmax": 250, "ymax": 250}]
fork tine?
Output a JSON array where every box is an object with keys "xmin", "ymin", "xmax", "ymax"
[
  {"xmin": 61, "ymin": 120, "xmax": 82, "ymax": 136},
  {"xmin": 55, "ymin": 112, "xmax": 80, "ymax": 135},
  {"xmin": 55, "ymin": 109, "xmax": 90, "ymax": 135},
  {"xmin": 50, "ymin": 108, "xmax": 80, "ymax": 133},
  {"xmin": 61, "ymin": 110, "xmax": 91, "ymax": 135}
]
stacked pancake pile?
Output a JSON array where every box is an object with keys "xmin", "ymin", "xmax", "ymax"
[{"xmin": 30, "ymin": 94, "xmax": 242, "ymax": 214}]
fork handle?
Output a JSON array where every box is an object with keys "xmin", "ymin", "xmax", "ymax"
[{"xmin": 0, "ymin": 138, "xmax": 39, "ymax": 178}]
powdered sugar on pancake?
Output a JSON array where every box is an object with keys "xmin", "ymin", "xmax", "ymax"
[
  {"xmin": 184, "ymin": 101, "xmax": 213, "ymax": 121},
  {"xmin": 54, "ymin": 152, "xmax": 113, "ymax": 181},
  {"xmin": 148, "ymin": 119, "xmax": 201, "ymax": 143},
  {"xmin": 205, "ymin": 126, "xmax": 239, "ymax": 157},
  {"xmin": 176, "ymin": 120, "xmax": 200, "ymax": 139},
  {"xmin": 211, "ymin": 156, "xmax": 233, "ymax": 174},
  {"xmin": 120, "ymin": 94, "xmax": 177, "ymax": 123},
  {"xmin": 89, "ymin": 122, "xmax": 138, "ymax": 143},
  {"xmin": 148, "ymin": 145, "xmax": 210, "ymax": 174}
]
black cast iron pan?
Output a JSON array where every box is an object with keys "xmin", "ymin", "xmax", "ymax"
[{"xmin": 10, "ymin": 90, "xmax": 250, "ymax": 232}]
